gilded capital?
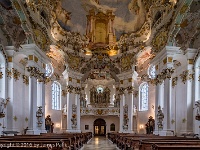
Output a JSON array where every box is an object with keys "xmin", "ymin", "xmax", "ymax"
[
  {"xmin": 119, "ymin": 87, "xmax": 125, "ymax": 95},
  {"xmin": 180, "ymin": 70, "xmax": 194, "ymax": 84},
  {"xmin": 75, "ymin": 87, "xmax": 81, "ymax": 94},
  {"xmin": 126, "ymin": 86, "xmax": 134, "ymax": 93},
  {"xmin": 67, "ymin": 85, "xmax": 74, "ymax": 93},
  {"xmin": 162, "ymin": 68, "xmax": 174, "ymax": 79},
  {"xmin": 6, "ymin": 68, "xmax": 21, "ymax": 81}
]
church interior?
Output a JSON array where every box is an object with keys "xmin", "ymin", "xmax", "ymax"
[{"xmin": 0, "ymin": 0, "xmax": 200, "ymax": 149}]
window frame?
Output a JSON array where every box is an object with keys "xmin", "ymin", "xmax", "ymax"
[
  {"xmin": 139, "ymin": 82, "xmax": 149, "ymax": 111},
  {"xmin": 52, "ymin": 81, "xmax": 61, "ymax": 110}
]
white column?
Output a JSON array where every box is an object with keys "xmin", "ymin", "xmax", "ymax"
[
  {"xmin": 27, "ymin": 76, "xmax": 38, "ymax": 134},
  {"xmin": 76, "ymin": 93, "xmax": 81, "ymax": 133},
  {"xmin": 119, "ymin": 94, "xmax": 125, "ymax": 133},
  {"xmin": 66, "ymin": 91, "xmax": 76, "ymax": 132},
  {"xmin": 194, "ymin": 67, "xmax": 200, "ymax": 134},
  {"xmin": 154, "ymin": 82, "xmax": 164, "ymax": 135},
  {"xmin": 163, "ymin": 78, "xmax": 172, "ymax": 135},
  {"xmin": 127, "ymin": 92, "xmax": 133, "ymax": 132},
  {"xmin": 37, "ymin": 81, "xmax": 46, "ymax": 133},
  {"xmin": 6, "ymin": 72, "xmax": 14, "ymax": 131}
]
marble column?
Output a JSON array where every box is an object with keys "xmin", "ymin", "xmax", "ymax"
[
  {"xmin": 126, "ymin": 91, "xmax": 133, "ymax": 132},
  {"xmin": 154, "ymin": 82, "xmax": 164, "ymax": 135},
  {"xmin": 66, "ymin": 91, "xmax": 73, "ymax": 132},
  {"xmin": 194, "ymin": 67, "xmax": 200, "ymax": 134},
  {"xmin": 36, "ymin": 81, "xmax": 46, "ymax": 133},
  {"xmin": 180, "ymin": 70, "xmax": 193, "ymax": 134},
  {"xmin": 75, "ymin": 92, "xmax": 81, "ymax": 133},
  {"xmin": 27, "ymin": 76, "xmax": 38, "ymax": 134},
  {"xmin": 163, "ymin": 78, "xmax": 173, "ymax": 135},
  {"xmin": 119, "ymin": 93, "xmax": 125, "ymax": 133}
]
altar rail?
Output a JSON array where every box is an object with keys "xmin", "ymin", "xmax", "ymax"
[{"xmin": 80, "ymin": 107, "xmax": 120, "ymax": 116}]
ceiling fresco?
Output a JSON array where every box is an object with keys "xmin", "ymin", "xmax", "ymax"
[
  {"xmin": 0, "ymin": 0, "xmax": 199, "ymax": 84},
  {"xmin": 60, "ymin": 0, "xmax": 146, "ymax": 40}
]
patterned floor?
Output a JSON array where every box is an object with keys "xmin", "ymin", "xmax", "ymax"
[{"xmin": 82, "ymin": 136, "xmax": 118, "ymax": 150}]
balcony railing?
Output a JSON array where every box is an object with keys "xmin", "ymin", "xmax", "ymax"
[{"xmin": 80, "ymin": 107, "xmax": 120, "ymax": 116}]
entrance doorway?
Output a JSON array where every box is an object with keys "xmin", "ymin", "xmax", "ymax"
[{"xmin": 94, "ymin": 118, "xmax": 106, "ymax": 136}]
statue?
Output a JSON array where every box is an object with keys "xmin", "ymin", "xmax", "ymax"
[
  {"xmin": 45, "ymin": 115, "xmax": 52, "ymax": 133},
  {"xmin": 133, "ymin": 105, "xmax": 137, "ymax": 116},
  {"xmin": 157, "ymin": 106, "xmax": 164, "ymax": 129},
  {"xmin": 62, "ymin": 104, "xmax": 67, "ymax": 115},
  {"xmin": 36, "ymin": 106, "xmax": 43, "ymax": 127},
  {"xmin": 146, "ymin": 116, "xmax": 155, "ymax": 134},
  {"xmin": 0, "ymin": 98, "xmax": 9, "ymax": 118}
]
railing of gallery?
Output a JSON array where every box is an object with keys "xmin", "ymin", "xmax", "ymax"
[{"xmin": 80, "ymin": 107, "xmax": 120, "ymax": 116}]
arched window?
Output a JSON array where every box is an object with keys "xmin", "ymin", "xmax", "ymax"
[
  {"xmin": 139, "ymin": 82, "xmax": 148, "ymax": 111},
  {"xmin": 110, "ymin": 123, "xmax": 115, "ymax": 131},
  {"xmin": 52, "ymin": 81, "xmax": 61, "ymax": 110},
  {"xmin": 148, "ymin": 65, "xmax": 156, "ymax": 79},
  {"xmin": 45, "ymin": 63, "xmax": 53, "ymax": 77}
]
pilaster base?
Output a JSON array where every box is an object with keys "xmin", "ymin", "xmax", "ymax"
[
  {"xmin": 66, "ymin": 129, "xmax": 81, "ymax": 133},
  {"xmin": 179, "ymin": 130, "xmax": 194, "ymax": 137},
  {"xmin": 119, "ymin": 130, "xmax": 134, "ymax": 133},
  {"xmin": 153, "ymin": 130, "xmax": 175, "ymax": 136},
  {"xmin": 26, "ymin": 129, "xmax": 47, "ymax": 135}
]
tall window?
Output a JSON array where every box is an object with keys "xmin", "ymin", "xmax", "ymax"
[
  {"xmin": 148, "ymin": 65, "xmax": 156, "ymax": 79},
  {"xmin": 139, "ymin": 82, "xmax": 148, "ymax": 111},
  {"xmin": 52, "ymin": 81, "xmax": 61, "ymax": 110}
]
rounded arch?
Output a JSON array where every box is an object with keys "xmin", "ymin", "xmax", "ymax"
[
  {"xmin": 94, "ymin": 118, "xmax": 106, "ymax": 136},
  {"xmin": 13, "ymin": 53, "xmax": 28, "ymax": 68},
  {"xmin": 147, "ymin": 64, "xmax": 156, "ymax": 79},
  {"xmin": 173, "ymin": 53, "xmax": 187, "ymax": 69},
  {"xmin": 51, "ymin": 81, "xmax": 62, "ymax": 110},
  {"xmin": 139, "ymin": 82, "xmax": 149, "ymax": 111}
]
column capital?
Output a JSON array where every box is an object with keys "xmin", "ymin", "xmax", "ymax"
[
  {"xmin": 67, "ymin": 85, "xmax": 74, "ymax": 93},
  {"xmin": 180, "ymin": 70, "xmax": 194, "ymax": 84}
]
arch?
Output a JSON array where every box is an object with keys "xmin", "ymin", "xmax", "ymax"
[
  {"xmin": 51, "ymin": 81, "xmax": 61, "ymax": 110},
  {"xmin": 110, "ymin": 123, "xmax": 115, "ymax": 131},
  {"xmin": 13, "ymin": 53, "xmax": 28, "ymax": 68},
  {"xmin": 148, "ymin": 64, "xmax": 156, "ymax": 79},
  {"xmin": 45, "ymin": 63, "xmax": 54, "ymax": 77},
  {"xmin": 139, "ymin": 82, "xmax": 149, "ymax": 111},
  {"xmin": 94, "ymin": 118, "xmax": 106, "ymax": 136}
]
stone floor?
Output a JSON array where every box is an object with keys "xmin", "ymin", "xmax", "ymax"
[{"xmin": 82, "ymin": 136, "xmax": 118, "ymax": 150}]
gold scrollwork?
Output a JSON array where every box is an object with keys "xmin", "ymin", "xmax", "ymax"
[
  {"xmin": 6, "ymin": 68, "xmax": 21, "ymax": 80},
  {"xmin": 172, "ymin": 77, "xmax": 178, "ymax": 88},
  {"xmin": 126, "ymin": 86, "xmax": 134, "ymax": 93},
  {"xmin": 62, "ymin": 90, "xmax": 67, "ymax": 97},
  {"xmin": 180, "ymin": 70, "xmax": 194, "ymax": 84},
  {"xmin": 22, "ymin": 75, "xmax": 29, "ymax": 85},
  {"xmin": 67, "ymin": 85, "xmax": 74, "ymax": 93},
  {"xmin": 119, "ymin": 87, "xmax": 125, "ymax": 95},
  {"xmin": 74, "ymin": 87, "xmax": 81, "ymax": 94},
  {"xmin": 133, "ymin": 90, "xmax": 138, "ymax": 97}
]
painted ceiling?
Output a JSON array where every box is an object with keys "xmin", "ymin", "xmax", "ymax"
[
  {"xmin": 60, "ymin": 0, "xmax": 145, "ymax": 40},
  {"xmin": 0, "ymin": 0, "xmax": 199, "ymax": 84}
]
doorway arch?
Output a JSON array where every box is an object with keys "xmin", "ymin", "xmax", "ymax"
[{"xmin": 94, "ymin": 118, "xmax": 106, "ymax": 136}]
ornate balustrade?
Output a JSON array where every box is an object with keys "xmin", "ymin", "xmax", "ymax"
[{"xmin": 80, "ymin": 107, "xmax": 120, "ymax": 116}]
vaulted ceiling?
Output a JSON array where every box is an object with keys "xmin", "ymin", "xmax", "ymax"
[{"xmin": 0, "ymin": 0, "xmax": 199, "ymax": 81}]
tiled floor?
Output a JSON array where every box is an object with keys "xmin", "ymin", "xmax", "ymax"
[{"xmin": 82, "ymin": 136, "xmax": 118, "ymax": 150}]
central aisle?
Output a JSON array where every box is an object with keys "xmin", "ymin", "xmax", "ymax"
[{"xmin": 82, "ymin": 136, "xmax": 118, "ymax": 150}]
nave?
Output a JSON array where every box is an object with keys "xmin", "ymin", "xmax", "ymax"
[{"xmin": 82, "ymin": 136, "xmax": 117, "ymax": 150}]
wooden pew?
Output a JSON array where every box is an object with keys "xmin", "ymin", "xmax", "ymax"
[{"xmin": 0, "ymin": 132, "xmax": 92, "ymax": 150}]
